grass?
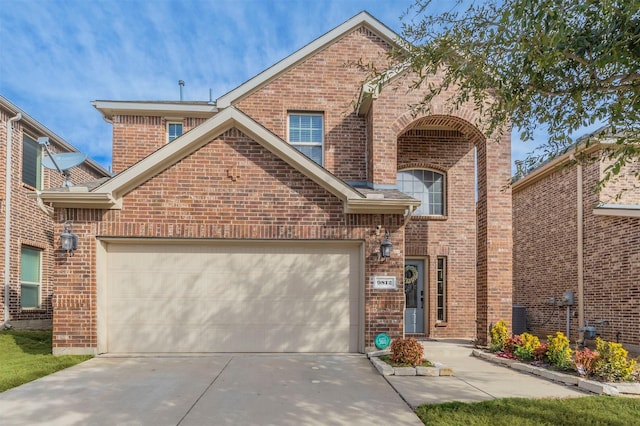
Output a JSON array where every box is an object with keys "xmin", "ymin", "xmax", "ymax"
[
  {"xmin": 0, "ymin": 329, "xmax": 92, "ymax": 392},
  {"xmin": 415, "ymin": 396, "xmax": 640, "ymax": 426},
  {"xmin": 379, "ymin": 354, "xmax": 434, "ymax": 367}
]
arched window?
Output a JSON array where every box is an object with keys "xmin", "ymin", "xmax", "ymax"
[{"xmin": 397, "ymin": 169, "xmax": 445, "ymax": 216}]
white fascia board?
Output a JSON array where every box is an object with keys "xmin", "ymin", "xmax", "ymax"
[
  {"xmin": 217, "ymin": 11, "xmax": 402, "ymax": 108},
  {"xmin": 94, "ymin": 107, "xmax": 364, "ymax": 203},
  {"xmin": 593, "ymin": 204, "xmax": 640, "ymax": 218},
  {"xmin": 92, "ymin": 100, "xmax": 218, "ymax": 120}
]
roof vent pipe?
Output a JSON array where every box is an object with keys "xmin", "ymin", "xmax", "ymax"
[{"xmin": 178, "ymin": 80, "xmax": 185, "ymax": 101}]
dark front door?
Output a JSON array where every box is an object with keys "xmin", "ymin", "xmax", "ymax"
[{"xmin": 404, "ymin": 260, "xmax": 424, "ymax": 333}]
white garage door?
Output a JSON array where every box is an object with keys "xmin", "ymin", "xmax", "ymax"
[{"xmin": 101, "ymin": 241, "xmax": 362, "ymax": 353}]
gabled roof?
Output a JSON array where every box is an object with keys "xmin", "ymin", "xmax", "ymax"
[
  {"xmin": 216, "ymin": 11, "xmax": 402, "ymax": 108},
  {"xmin": 0, "ymin": 95, "xmax": 110, "ymax": 177},
  {"xmin": 37, "ymin": 107, "xmax": 419, "ymax": 214}
]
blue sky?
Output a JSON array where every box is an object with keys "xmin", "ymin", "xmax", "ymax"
[{"xmin": 2, "ymin": 0, "xmax": 550, "ymax": 172}]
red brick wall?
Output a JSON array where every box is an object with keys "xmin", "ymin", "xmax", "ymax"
[
  {"xmin": 235, "ymin": 26, "xmax": 393, "ymax": 183},
  {"xmin": 513, "ymin": 165, "xmax": 579, "ymax": 338},
  {"xmin": 399, "ymin": 129, "xmax": 477, "ymax": 338},
  {"xmin": 112, "ymin": 116, "xmax": 207, "ymax": 174},
  {"xmin": 513, "ymin": 159, "xmax": 640, "ymax": 349},
  {"xmin": 0, "ymin": 107, "xmax": 107, "ymax": 327},
  {"xmin": 52, "ymin": 129, "xmax": 406, "ymax": 352}
]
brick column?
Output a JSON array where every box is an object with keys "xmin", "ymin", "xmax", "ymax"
[{"xmin": 476, "ymin": 134, "xmax": 513, "ymax": 344}]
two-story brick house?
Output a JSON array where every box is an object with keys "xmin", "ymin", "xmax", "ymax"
[
  {"xmin": 0, "ymin": 95, "xmax": 110, "ymax": 330},
  {"xmin": 38, "ymin": 12, "xmax": 512, "ymax": 355},
  {"xmin": 513, "ymin": 133, "xmax": 639, "ymax": 352}
]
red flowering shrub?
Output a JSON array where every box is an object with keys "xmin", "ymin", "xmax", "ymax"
[
  {"xmin": 574, "ymin": 347, "xmax": 599, "ymax": 377},
  {"xmin": 390, "ymin": 337, "xmax": 424, "ymax": 367},
  {"xmin": 533, "ymin": 342, "xmax": 549, "ymax": 361}
]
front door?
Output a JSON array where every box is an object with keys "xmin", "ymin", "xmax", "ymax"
[{"xmin": 404, "ymin": 260, "xmax": 424, "ymax": 333}]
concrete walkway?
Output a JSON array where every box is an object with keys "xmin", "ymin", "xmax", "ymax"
[
  {"xmin": 0, "ymin": 354, "xmax": 422, "ymax": 426},
  {"xmin": 387, "ymin": 340, "xmax": 588, "ymax": 408}
]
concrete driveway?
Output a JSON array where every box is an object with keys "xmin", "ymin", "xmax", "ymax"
[{"xmin": 0, "ymin": 354, "xmax": 422, "ymax": 426}]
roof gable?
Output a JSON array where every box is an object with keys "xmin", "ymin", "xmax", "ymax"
[
  {"xmin": 102, "ymin": 107, "xmax": 363, "ymax": 201},
  {"xmin": 216, "ymin": 11, "xmax": 402, "ymax": 108}
]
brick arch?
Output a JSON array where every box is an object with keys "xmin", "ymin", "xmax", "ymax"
[
  {"xmin": 392, "ymin": 112, "xmax": 486, "ymax": 146},
  {"xmin": 397, "ymin": 162, "xmax": 448, "ymax": 174}
]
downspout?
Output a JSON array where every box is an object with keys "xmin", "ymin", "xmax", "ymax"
[
  {"xmin": 572, "ymin": 155, "xmax": 585, "ymax": 344},
  {"xmin": 577, "ymin": 161, "xmax": 584, "ymax": 344},
  {"xmin": 4, "ymin": 112, "xmax": 22, "ymax": 328}
]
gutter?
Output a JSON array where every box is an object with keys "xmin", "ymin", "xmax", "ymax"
[{"xmin": 4, "ymin": 112, "xmax": 22, "ymax": 328}]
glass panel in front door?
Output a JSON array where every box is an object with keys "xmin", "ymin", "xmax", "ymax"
[{"xmin": 404, "ymin": 260, "xmax": 424, "ymax": 333}]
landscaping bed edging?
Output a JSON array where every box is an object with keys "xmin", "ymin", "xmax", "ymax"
[
  {"xmin": 367, "ymin": 350, "xmax": 453, "ymax": 377},
  {"xmin": 472, "ymin": 349, "xmax": 640, "ymax": 396}
]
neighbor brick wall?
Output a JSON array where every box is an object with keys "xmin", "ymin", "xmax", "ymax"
[
  {"xmin": 513, "ymin": 158, "xmax": 640, "ymax": 349},
  {"xmin": 583, "ymin": 161, "xmax": 639, "ymax": 347},
  {"xmin": 513, "ymin": 165, "xmax": 579, "ymax": 338},
  {"xmin": 0, "ymin": 106, "xmax": 107, "ymax": 328},
  {"xmin": 399, "ymin": 129, "xmax": 477, "ymax": 338},
  {"xmin": 52, "ymin": 129, "xmax": 407, "ymax": 352}
]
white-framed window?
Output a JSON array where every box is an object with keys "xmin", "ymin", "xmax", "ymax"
[
  {"xmin": 436, "ymin": 257, "xmax": 446, "ymax": 322},
  {"xmin": 288, "ymin": 112, "xmax": 323, "ymax": 165},
  {"xmin": 397, "ymin": 169, "xmax": 445, "ymax": 216},
  {"xmin": 22, "ymin": 134, "xmax": 42, "ymax": 189},
  {"xmin": 20, "ymin": 246, "xmax": 42, "ymax": 309},
  {"xmin": 167, "ymin": 122, "xmax": 183, "ymax": 143}
]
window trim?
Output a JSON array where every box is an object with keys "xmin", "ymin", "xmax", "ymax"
[
  {"xmin": 22, "ymin": 133, "xmax": 42, "ymax": 189},
  {"xmin": 287, "ymin": 112, "xmax": 324, "ymax": 165},
  {"xmin": 397, "ymin": 168, "xmax": 446, "ymax": 216},
  {"xmin": 166, "ymin": 121, "xmax": 183, "ymax": 143},
  {"xmin": 20, "ymin": 246, "xmax": 43, "ymax": 310}
]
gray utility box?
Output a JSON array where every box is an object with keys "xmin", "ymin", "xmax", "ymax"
[{"xmin": 512, "ymin": 305, "xmax": 527, "ymax": 335}]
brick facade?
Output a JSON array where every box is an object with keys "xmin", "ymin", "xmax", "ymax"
[
  {"xmin": 0, "ymin": 101, "xmax": 109, "ymax": 329},
  {"xmin": 45, "ymin": 15, "xmax": 513, "ymax": 353},
  {"xmin": 513, "ymin": 155, "xmax": 639, "ymax": 350}
]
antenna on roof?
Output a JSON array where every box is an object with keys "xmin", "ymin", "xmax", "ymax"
[
  {"xmin": 37, "ymin": 137, "xmax": 87, "ymax": 188},
  {"xmin": 178, "ymin": 80, "xmax": 185, "ymax": 101}
]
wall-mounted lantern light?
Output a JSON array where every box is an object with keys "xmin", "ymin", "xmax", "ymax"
[
  {"xmin": 60, "ymin": 221, "xmax": 78, "ymax": 253},
  {"xmin": 380, "ymin": 230, "xmax": 392, "ymax": 260}
]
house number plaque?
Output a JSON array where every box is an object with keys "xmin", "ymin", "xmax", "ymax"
[{"xmin": 372, "ymin": 276, "xmax": 397, "ymax": 290}]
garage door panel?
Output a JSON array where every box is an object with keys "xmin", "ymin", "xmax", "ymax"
[{"xmin": 105, "ymin": 242, "xmax": 361, "ymax": 353}]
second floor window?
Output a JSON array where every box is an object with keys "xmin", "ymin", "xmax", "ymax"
[
  {"xmin": 288, "ymin": 113, "xmax": 323, "ymax": 165},
  {"xmin": 22, "ymin": 134, "xmax": 42, "ymax": 189},
  {"xmin": 398, "ymin": 169, "xmax": 445, "ymax": 216},
  {"xmin": 167, "ymin": 122, "xmax": 183, "ymax": 143}
]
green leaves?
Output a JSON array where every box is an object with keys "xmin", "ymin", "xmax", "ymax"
[{"xmin": 375, "ymin": 0, "xmax": 640, "ymax": 184}]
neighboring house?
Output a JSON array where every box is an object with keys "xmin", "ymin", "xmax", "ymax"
[
  {"xmin": 513, "ymin": 136, "xmax": 639, "ymax": 352},
  {"xmin": 0, "ymin": 95, "xmax": 110, "ymax": 330},
  {"xmin": 38, "ymin": 12, "xmax": 512, "ymax": 355}
]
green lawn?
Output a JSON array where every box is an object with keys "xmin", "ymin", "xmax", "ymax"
[
  {"xmin": 416, "ymin": 396, "xmax": 640, "ymax": 426},
  {"xmin": 0, "ymin": 329, "xmax": 92, "ymax": 392}
]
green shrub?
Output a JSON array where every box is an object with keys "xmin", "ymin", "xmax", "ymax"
[
  {"xmin": 546, "ymin": 332, "xmax": 573, "ymax": 369},
  {"xmin": 594, "ymin": 338, "xmax": 636, "ymax": 381},
  {"xmin": 390, "ymin": 337, "xmax": 424, "ymax": 367},
  {"xmin": 574, "ymin": 347, "xmax": 599, "ymax": 377},
  {"xmin": 514, "ymin": 333, "xmax": 540, "ymax": 361},
  {"xmin": 489, "ymin": 320, "xmax": 509, "ymax": 352}
]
